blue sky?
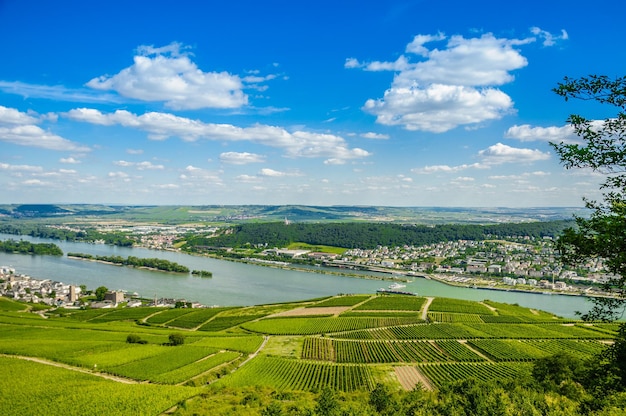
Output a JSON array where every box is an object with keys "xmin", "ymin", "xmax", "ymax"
[{"xmin": 1, "ymin": 0, "xmax": 624, "ymax": 207}]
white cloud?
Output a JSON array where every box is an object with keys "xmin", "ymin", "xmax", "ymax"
[
  {"xmin": 504, "ymin": 124, "xmax": 581, "ymax": 143},
  {"xmin": 364, "ymin": 83, "xmax": 513, "ymax": 132},
  {"xmin": 235, "ymin": 174, "xmax": 261, "ymax": 183},
  {"xmin": 412, "ymin": 163, "xmax": 484, "ymax": 174},
  {"xmin": 530, "ymin": 27, "xmax": 569, "ymax": 46},
  {"xmin": 136, "ymin": 161, "xmax": 165, "ymax": 170},
  {"xmin": 351, "ymin": 31, "xmax": 551, "ymax": 132},
  {"xmin": 324, "ymin": 158, "xmax": 346, "ymax": 165},
  {"xmin": 153, "ymin": 183, "xmax": 179, "ymax": 189},
  {"xmin": 66, "ymin": 108, "xmax": 371, "ymax": 163},
  {"xmin": 126, "ymin": 148, "xmax": 144, "ymax": 155},
  {"xmin": 478, "ymin": 143, "xmax": 550, "ymax": 164},
  {"xmin": 0, "ymin": 105, "xmax": 38, "ymax": 125},
  {"xmin": 115, "ymin": 160, "xmax": 164, "ymax": 171},
  {"xmin": 108, "ymin": 171, "xmax": 129, "ymax": 178},
  {"xmin": 86, "ymin": 42, "xmax": 248, "ymax": 110},
  {"xmin": 0, "ymin": 81, "xmax": 122, "ymax": 104},
  {"xmin": 361, "ymin": 132, "xmax": 389, "ymax": 140},
  {"xmin": 114, "ymin": 160, "xmax": 134, "ymax": 167},
  {"xmin": 0, "ymin": 106, "xmax": 91, "ymax": 152},
  {"xmin": 60, "ymin": 157, "xmax": 81, "ymax": 164},
  {"xmin": 259, "ymin": 168, "xmax": 287, "ymax": 177},
  {"xmin": 220, "ymin": 151, "xmax": 265, "ymax": 165},
  {"xmin": 0, "ymin": 162, "xmax": 43, "ymax": 172}
]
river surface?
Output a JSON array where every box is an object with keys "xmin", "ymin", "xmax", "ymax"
[{"xmin": 0, "ymin": 234, "xmax": 592, "ymax": 318}]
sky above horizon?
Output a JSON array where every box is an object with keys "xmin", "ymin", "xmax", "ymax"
[{"xmin": 1, "ymin": 0, "xmax": 624, "ymax": 207}]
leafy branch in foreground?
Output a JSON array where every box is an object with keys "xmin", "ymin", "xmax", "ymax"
[{"xmin": 551, "ymin": 75, "xmax": 626, "ymax": 321}]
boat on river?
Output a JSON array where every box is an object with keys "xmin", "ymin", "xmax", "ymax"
[{"xmin": 388, "ymin": 282, "xmax": 406, "ymax": 290}]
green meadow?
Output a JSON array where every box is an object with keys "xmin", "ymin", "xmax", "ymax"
[{"xmin": 0, "ymin": 294, "xmax": 618, "ymax": 415}]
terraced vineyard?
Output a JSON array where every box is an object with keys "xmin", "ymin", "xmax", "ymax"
[{"xmin": 0, "ymin": 293, "xmax": 618, "ymax": 415}]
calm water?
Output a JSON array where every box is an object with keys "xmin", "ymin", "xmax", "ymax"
[{"xmin": 0, "ymin": 234, "xmax": 592, "ymax": 318}]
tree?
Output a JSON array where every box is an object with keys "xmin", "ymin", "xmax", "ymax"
[
  {"xmin": 169, "ymin": 333, "xmax": 185, "ymax": 346},
  {"xmin": 314, "ymin": 386, "xmax": 339, "ymax": 416},
  {"xmin": 551, "ymin": 75, "xmax": 626, "ymax": 321},
  {"xmin": 94, "ymin": 286, "xmax": 108, "ymax": 301}
]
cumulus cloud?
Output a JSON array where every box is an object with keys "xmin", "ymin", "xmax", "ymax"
[
  {"xmin": 504, "ymin": 123, "xmax": 586, "ymax": 144},
  {"xmin": 86, "ymin": 42, "xmax": 249, "ymax": 110},
  {"xmin": 361, "ymin": 132, "xmax": 389, "ymax": 140},
  {"xmin": 259, "ymin": 168, "xmax": 287, "ymax": 177},
  {"xmin": 220, "ymin": 151, "xmax": 265, "ymax": 165},
  {"xmin": 413, "ymin": 144, "xmax": 549, "ymax": 174},
  {"xmin": 351, "ymin": 29, "xmax": 567, "ymax": 132},
  {"xmin": 66, "ymin": 108, "xmax": 371, "ymax": 163},
  {"xmin": 0, "ymin": 105, "xmax": 90, "ymax": 152},
  {"xmin": 478, "ymin": 143, "xmax": 550, "ymax": 164}
]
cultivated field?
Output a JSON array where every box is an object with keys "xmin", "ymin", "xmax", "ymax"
[{"xmin": 0, "ymin": 293, "xmax": 617, "ymax": 415}]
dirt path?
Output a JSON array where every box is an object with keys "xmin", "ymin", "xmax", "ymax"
[
  {"xmin": 458, "ymin": 340, "xmax": 492, "ymax": 362},
  {"xmin": 235, "ymin": 335, "xmax": 269, "ymax": 369},
  {"xmin": 2, "ymin": 354, "xmax": 139, "ymax": 384},
  {"xmin": 421, "ymin": 297, "xmax": 434, "ymax": 320}
]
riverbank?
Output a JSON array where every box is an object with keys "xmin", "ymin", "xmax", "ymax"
[{"xmin": 181, "ymin": 249, "xmax": 599, "ymax": 298}]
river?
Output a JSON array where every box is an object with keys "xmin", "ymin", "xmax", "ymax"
[{"xmin": 0, "ymin": 234, "xmax": 592, "ymax": 318}]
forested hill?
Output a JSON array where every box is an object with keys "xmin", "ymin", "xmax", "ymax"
[{"xmin": 182, "ymin": 220, "xmax": 573, "ymax": 250}]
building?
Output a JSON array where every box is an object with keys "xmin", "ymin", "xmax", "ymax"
[{"xmin": 104, "ymin": 290, "xmax": 124, "ymax": 304}]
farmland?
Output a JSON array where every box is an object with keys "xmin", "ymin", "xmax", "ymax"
[{"xmin": 0, "ymin": 293, "xmax": 619, "ymax": 415}]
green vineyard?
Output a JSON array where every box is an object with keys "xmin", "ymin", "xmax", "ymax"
[{"xmin": 0, "ymin": 293, "xmax": 619, "ymax": 415}]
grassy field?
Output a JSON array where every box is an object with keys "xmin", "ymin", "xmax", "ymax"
[{"xmin": 0, "ymin": 293, "xmax": 618, "ymax": 415}]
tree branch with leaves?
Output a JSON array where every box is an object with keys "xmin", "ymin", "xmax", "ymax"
[{"xmin": 551, "ymin": 75, "xmax": 626, "ymax": 321}]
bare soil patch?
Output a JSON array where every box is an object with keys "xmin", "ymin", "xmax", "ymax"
[
  {"xmin": 271, "ymin": 306, "xmax": 350, "ymax": 317},
  {"xmin": 395, "ymin": 366, "xmax": 433, "ymax": 391}
]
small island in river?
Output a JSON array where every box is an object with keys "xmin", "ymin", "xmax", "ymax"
[{"xmin": 67, "ymin": 252, "xmax": 210, "ymax": 276}]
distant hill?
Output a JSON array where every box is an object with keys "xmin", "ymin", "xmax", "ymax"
[{"xmin": 0, "ymin": 204, "xmax": 587, "ymax": 224}]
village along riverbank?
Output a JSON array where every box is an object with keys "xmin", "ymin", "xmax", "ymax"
[{"xmin": 0, "ymin": 234, "xmax": 592, "ymax": 318}]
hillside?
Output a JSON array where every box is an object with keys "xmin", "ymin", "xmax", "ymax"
[{"xmin": 0, "ymin": 295, "xmax": 621, "ymax": 415}]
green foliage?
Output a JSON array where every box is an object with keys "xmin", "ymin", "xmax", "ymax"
[
  {"xmin": 68, "ymin": 252, "xmax": 190, "ymax": 273},
  {"xmin": 0, "ymin": 356, "xmax": 202, "ymax": 416},
  {"xmin": 218, "ymin": 356, "xmax": 373, "ymax": 392},
  {"xmin": 551, "ymin": 75, "xmax": 626, "ymax": 321},
  {"xmin": 0, "ymin": 223, "xmax": 134, "ymax": 246},
  {"xmin": 532, "ymin": 352, "xmax": 585, "ymax": 388},
  {"xmin": 94, "ymin": 286, "xmax": 108, "ymax": 301},
  {"xmin": 169, "ymin": 333, "xmax": 185, "ymax": 346},
  {"xmin": 428, "ymin": 297, "xmax": 494, "ymax": 315},
  {"xmin": 182, "ymin": 220, "xmax": 572, "ymax": 251},
  {"xmin": 0, "ymin": 297, "xmax": 29, "ymax": 312},
  {"xmin": 354, "ymin": 295, "xmax": 426, "ymax": 311},
  {"xmin": 0, "ymin": 239, "xmax": 62, "ymax": 255},
  {"xmin": 242, "ymin": 316, "xmax": 421, "ymax": 335},
  {"xmin": 126, "ymin": 334, "xmax": 143, "ymax": 344}
]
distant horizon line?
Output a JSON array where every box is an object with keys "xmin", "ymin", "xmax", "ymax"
[{"xmin": 1, "ymin": 203, "xmax": 587, "ymax": 209}]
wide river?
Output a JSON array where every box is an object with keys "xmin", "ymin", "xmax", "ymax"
[{"xmin": 0, "ymin": 234, "xmax": 592, "ymax": 318}]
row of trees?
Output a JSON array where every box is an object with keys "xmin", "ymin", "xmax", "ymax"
[
  {"xmin": 68, "ymin": 253, "xmax": 190, "ymax": 273},
  {"xmin": 182, "ymin": 220, "xmax": 572, "ymax": 251}
]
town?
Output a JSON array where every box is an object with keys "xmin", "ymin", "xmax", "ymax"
[{"xmin": 0, "ymin": 266, "xmax": 202, "ymax": 309}]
